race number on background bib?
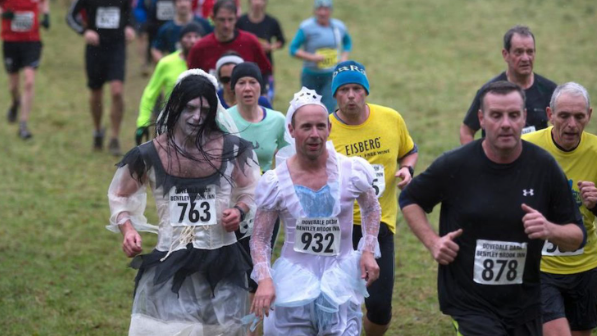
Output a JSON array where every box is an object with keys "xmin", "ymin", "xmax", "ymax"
[
  {"xmin": 542, "ymin": 240, "xmax": 583, "ymax": 256},
  {"xmin": 169, "ymin": 186, "xmax": 217, "ymax": 226},
  {"xmin": 473, "ymin": 239, "xmax": 527, "ymax": 285},
  {"xmin": 522, "ymin": 126, "xmax": 536, "ymax": 135},
  {"xmin": 371, "ymin": 164, "xmax": 385, "ymax": 198},
  {"xmin": 96, "ymin": 7, "xmax": 121, "ymax": 29},
  {"xmin": 156, "ymin": 1, "xmax": 175, "ymax": 21},
  {"xmin": 11, "ymin": 12, "xmax": 34, "ymax": 32},
  {"xmin": 294, "ymin": 217, "xmax": 341, "ymax": 256},
  {"xmin": 316, "ymin": 48, "xmax": 338, "ymax": 69}
]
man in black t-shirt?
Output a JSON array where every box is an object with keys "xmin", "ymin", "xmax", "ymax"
[
  {"xmin": 401, "ymin": 81, "xmax": 585, "ymax": 336},
  {"xmin": 459, "ymin": 25, "xmax": 557, "ymax": 145},
  {"xmin": 67, "ymin": 0, "xmax": 135, "ymax": 156},
  {"xmin": 236, "ymin": 0, "xmax": 284, "ymax": 102}
]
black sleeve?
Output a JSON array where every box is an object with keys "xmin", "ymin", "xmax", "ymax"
[
  {"xmin": 399, "ymin": 153, "xmax": 449, "ymax": 213},
  {"xmin": 66, "ymin": 0, "xmax": 86, "ymax": 34},
  {"xmin": 123, "ymin": 0, "xmax": 133, "ymax": 27},
  {"xmin": 272, "ymin": 17, "xmax": 285, "ymax": 47},
  {"xmin": 546, "ymin": 157, "xmax": 586, "ymax": 247},
  {"xmin": 462, "ymin": 89, "xmax": 482, "ymax": 131}
]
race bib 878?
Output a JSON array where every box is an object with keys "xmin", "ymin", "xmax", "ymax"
[{"xmin": 473, "ymin": 239, "xmax": 527, "ymax": 285}]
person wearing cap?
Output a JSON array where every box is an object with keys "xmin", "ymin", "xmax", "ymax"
[
  {"xmin": 215, "ymin": 52, "xmax": 272, "ymax": 109},
  {"xmin": 249, "ymin": 86, "xmax": 381, "ymax": 335},
  {"xmin": 150, "ymin": 0, "xmax": 211, "ymax": 62},
  {"xmin": 289, "ymin": 0, "xmax": 352, "ymax": 113},
  {"xmin": 328, "ymin": 60, "xmax": 418, "ymax": 335},
  {"xmin": 227, "ymin": 62, "xmax": 286, "ymax": 173},
  {"xmin": 135, "ymin": 22, "xmax": 203, "ymax": 145}
]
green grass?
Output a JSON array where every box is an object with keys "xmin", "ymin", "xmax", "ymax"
[{"xmin": 1, "ymin": 0, "xmax": 597, "ymax": 335}]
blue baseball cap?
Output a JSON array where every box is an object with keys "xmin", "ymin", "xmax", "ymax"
[{"xmin": 331, "ymin": 60, "xmax": 370, "ymax": 96}]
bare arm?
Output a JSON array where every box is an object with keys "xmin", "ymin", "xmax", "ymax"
[
  {"xmin": 151, "ymin": 47, "xmax": 163, "ymax": 63},
  {"xmin": 402, "ymin": 204, "xmax": 463, "ymax": 265},
  {"xmin": 459, "ymin": 123, "xmax": 476, "ymax": 145},
  {"xmin": 396, "ymin": 152, "xmax": 418, "ymax": 190},
  {"xmin": 293, "ymin": 49, "xmax": 324, "ymax": 63}
]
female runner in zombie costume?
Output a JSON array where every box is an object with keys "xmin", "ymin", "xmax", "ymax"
[{"xmin": 107, "ymin": 69, "xmax": 260, "ymax": 336}]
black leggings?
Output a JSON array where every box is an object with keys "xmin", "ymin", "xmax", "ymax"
[{"xmin": 352, "ymin": 222, "xmax": 394, "ymax": 325}]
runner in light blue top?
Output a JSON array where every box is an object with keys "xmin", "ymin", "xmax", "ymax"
[
  {"xmin": 289, "ymin": 0, "xmax": 352, "ymax": 113},
  {"xmin": 228, "ymin": 105, "xmax": 287, "ymax": 172}
]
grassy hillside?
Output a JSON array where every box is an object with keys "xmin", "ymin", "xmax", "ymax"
[{"xmin": 1, "ymin": 0, "xmax": 596, "ymax": 334}]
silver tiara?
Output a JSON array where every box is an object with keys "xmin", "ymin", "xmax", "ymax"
[{"xmin": 289, "ymin": 87, "xmax": 325, "ymax": 112}]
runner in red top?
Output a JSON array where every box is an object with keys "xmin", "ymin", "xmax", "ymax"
[
  {"xmin": 187, "ymin": 0, "xmax": 270, "ymax": 78},
  {"xmin": 1, "ymin": 0, "xmax": 49, "ymax": 139}
]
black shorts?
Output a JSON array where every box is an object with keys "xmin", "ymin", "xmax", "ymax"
[
  {"xmin": 352, "ymin": 222, "xmax": 394, "ymax": 325},
  {"xmin": 2, "ymin": 41, "xmax": 42, "ymax": 73},
  {"xmin": 85, "ymin": 43, "xmax": 126, "ymax": 89},
  {"xmin": 452, "ymin": 313, "xmax": 542, "ymax": 336},
  {"xmin": 541, "ymin": 268, "xmax": 597, "ymax": 331}
]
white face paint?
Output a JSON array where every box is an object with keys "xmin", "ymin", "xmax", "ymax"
[{"xmin": 175, "ymin": 97, "xmax": 211, "ymax": 139}]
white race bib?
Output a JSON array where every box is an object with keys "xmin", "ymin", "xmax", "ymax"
[
  {"xmin": 371, "ymin": 164, "xmax": 385, "ymax": 198},
  {"xmin": 522, "ymin": 126, "xmax": 536, "ymax": 135},
  {"xmin": 294, "ymin": 217, "xmax": 341, "ymax": 256},
  {"xmin": 542, "ymin": 240, "xmax": 584, "ymax": 256},
  {"xmin": 169, "ymin": 186, "xmax": 217, "ymax": 226},
  {"xmin": 11, "ymin": 12, "xmax": 34, "ymax": 32},
  {"xmin": 156, "ymin": 1, "xmax": 175, "ymax": 21},
  {"xmin": 473, "ymin": 239, "xmax": 527, "ymax": 285},
  {"xmin": 96, "ymin": 7, "xmax": 121, "ymax": 29}
]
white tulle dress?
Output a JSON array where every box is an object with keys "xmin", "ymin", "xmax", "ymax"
[{"xmin": 250, "ymin": 144, "xmax": 381, "ymax": 335}]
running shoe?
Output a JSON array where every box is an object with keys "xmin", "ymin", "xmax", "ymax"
[
  {"xmin": 93, "ymin": 129, "xmax": 105, "ymax": 151},
  {"xmin": 108, "ymin": 138, "xmax": 121, "ymax": 156},
  {"xmin": 6, "ymin": 103, "xmax": 18, "ymax": 123},
  {"xmin": 18, "ymin": 124, "xmax": 32, "ymax": 140}
]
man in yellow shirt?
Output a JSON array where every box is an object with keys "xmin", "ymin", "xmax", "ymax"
[
  {"xmin": 328, "ymin": 60, "xmax": 418, "ymax": 335},
  {"xmin": 523, "ymin": 82, "xmax": 597, "ymax": 336}
]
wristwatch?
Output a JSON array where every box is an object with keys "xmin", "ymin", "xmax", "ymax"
[
  {"xmin": 401, "ymin": 165, "xmax": 414, "ymax": 178},
  {"xmin": 233, "ymin": 205, "xmax": 246, "ymax": 222}
]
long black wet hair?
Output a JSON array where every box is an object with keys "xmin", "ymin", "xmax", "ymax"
[{"xmin": 155, "ymin": 73, "xmax": 230, "ymax": 178}]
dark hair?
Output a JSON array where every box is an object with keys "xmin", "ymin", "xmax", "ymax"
[
  {"xmin": 213, "ymin": 0, "xmax": 237, "ymax": 17},
  {"xmin": 479, "ymin": 81, "xmax": 526, "ymax": 113},
  {"xmin": 503, "ymin": 25, "xmax": 535, "ymax": 52},
  {"xmin": 157, "ymin": 74, "xmax": 223, "ymax": 146}
]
